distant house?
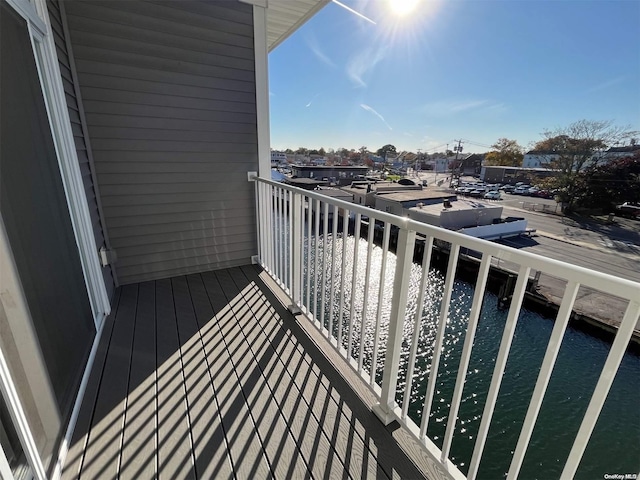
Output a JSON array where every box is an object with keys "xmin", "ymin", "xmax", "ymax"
[
  {"xmin": 602, "ymin": 144, "xmax": 640, "ymax": 160},
  {"xmin": 309, "ymin": 154, "xmax": 327, "ymax": 165},
  {"xmin": 523, "ymin": 150, "xmax": 560, "ymax": 168},
  {"xmin": 423, "ymin": 157, "xmax": 449, "ymax": 173},
  {"xmin": 271, "ymin": 150, "xmax": 288, "ymax": 165},
  {"xmin": 523, "ymin": 145, "xmax": 640, "ymax": 169},
  {"xmin": 481, "ymin": 166, "xmax": 560, "ymax": 184},
  {"xmin": 459, "ymin": 153, "xmax": 484, "ymax": 175}
]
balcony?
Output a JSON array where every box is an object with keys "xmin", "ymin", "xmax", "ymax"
[
  {"xmin": 60, "ymin": 177, "xmax": 639, "ymax": 480},
  {"xmin": 60, "ymin": 266, "xmax": 433, "ymax": 480}
]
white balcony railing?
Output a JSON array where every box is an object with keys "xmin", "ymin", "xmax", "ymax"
[{"xmin": 254, "ymin": 177, "xmax": 640, "ymax": 480}]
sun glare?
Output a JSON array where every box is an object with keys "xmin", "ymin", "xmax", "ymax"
[{"xmin": 388, "ymin": 0, "xmax": 420, "ymax": 16}]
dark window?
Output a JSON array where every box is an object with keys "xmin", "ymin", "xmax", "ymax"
[{"xmin": 1, "ymin": 2, "xmax": 94, "ymax": 419}]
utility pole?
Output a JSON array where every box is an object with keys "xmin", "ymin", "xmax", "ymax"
[{"xmin": 450, "ymin": 139, "xmax": 463, "ymax": 188}]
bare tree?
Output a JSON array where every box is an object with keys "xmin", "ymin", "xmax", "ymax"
[{"xmin": 534, "ymin": 120, "xmax": 638, "ymax": 211}]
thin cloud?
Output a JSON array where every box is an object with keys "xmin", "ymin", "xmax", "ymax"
[
  {"xmin": 421, "ymin": 99, "xmax": 503, "ymax": 116},
  {"xmin": 585, "ymin": 76, "xmax": 626, "ymax": 93},
  {"xmin": 347, "ymin": 46, "xmax": 386, "ymax": 88},
  {"xmin": 361, "ymin": 104, "xmax": 392, "ymax": 130},
  {"xmin": 305, "ymin": 93, "xmax": 321, "ymax": 108},
  {"xmin": 306, "ymin": 35, "xmax": 337, "ymax": 68}
]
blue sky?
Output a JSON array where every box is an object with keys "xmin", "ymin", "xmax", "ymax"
[{"xmin": 268, "ymin": 0, "xmax": 640, "ymax": 154}]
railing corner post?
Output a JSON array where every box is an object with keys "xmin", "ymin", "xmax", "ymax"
[{"xmin": 373, "ymin": 225, "xmax": 416, "ymax": 425}]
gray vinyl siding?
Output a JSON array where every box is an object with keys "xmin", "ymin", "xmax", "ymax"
[
  {"xmin": 64, "ymin": 0, "xmax": 258, "ymax": 285},
  {"xmin": 48, "ymin": 0, "xmax": 116, "ymax": 299}
]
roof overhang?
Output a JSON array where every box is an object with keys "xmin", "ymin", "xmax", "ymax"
[{"xmin": 265, "ymin": 0, "xmax": 331, "ymax": 51}]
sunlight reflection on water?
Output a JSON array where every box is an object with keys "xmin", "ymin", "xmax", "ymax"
[{"xmin": 299, "ymin": 231, "xmax": 640, "ymax": 479}]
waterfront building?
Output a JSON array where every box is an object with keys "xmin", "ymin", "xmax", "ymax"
[
  {"xmin": 1, "ymin": 1, "xmax": 638, "ymax": 480},
  {"xmin": 341, "ymin": 183, "xmax": 527, "ymax": 240},
  {"xmin": 290, "ymin": 164, "xmax": 369, "ymax": 186}
]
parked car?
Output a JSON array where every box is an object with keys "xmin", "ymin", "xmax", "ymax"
[
  {"xmin": 513, "ymin": 186, "xmax": 529, "ymax": 195},
  {"xmin": 615, "ymin": 202, "xmax": 640, "ymax": 218},
  {"xmin": 484, "ymin": 191, "xmax": 501, "ymax": 200},
  {"xmin": 533, "ymin": 190, "xmax": 553, "ymax": 199},
  {"xmin": 501, "ymin": 185, "xmax": 516, "ymax": 193},
  {"xmin": 468, "ymin": 189, "xmax": 486, "ymax": 198}
]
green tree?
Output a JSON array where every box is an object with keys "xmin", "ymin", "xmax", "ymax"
[
  {"xmin": 573, "ymin": 153, "xmax": 640, "ymax": 210},
  {"xmin": 533, "ymin": 120, "xmax": 637, "ymax": 211},
  {"xmin": 484, "ymin": 138, "xmax": 523, "ymax": 166},
  {"xmin": 376, "ymin": 144, "xmax": 397, "ymax": 159}
]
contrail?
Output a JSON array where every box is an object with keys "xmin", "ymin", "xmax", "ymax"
[
  {"xmin": 306, "ymin": 93, "xmax": 321, "ymax": 107},
  {"xmin": 332, "ymin": 0, "xmax": 376, "ymax": 25},
  {"xmin": 361, "ymin": 104, "xmax": 392, "ymax": 130}
]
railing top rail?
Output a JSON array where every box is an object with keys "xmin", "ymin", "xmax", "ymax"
[{"xmin": 257, "ymin": 177, "xmax": 640, "ymax": 301}]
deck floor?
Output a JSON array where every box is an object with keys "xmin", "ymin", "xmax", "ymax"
[{"xmin": 61, "ymin": 265, "xmax": 429, "ymax": 480}]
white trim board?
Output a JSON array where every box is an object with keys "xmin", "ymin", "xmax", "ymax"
[{"xmin": 51, "ymin": 315, "xmax": 108, "ymax": 480}]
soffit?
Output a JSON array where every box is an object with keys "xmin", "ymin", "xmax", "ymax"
[{"xmin": 267, "ymin": 0, "xmax": 330, "ymax": 51}]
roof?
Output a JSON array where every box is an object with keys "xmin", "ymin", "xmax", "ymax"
[
  {"xmin": 482, "ymin": 166, "xmax": 559, "ymax": 172},
  {"xmin": 606, "ymin": 145, "xmax": 640, "ymax": 153},
  {"xmin": 525, "ymin": 150, "xmax": 560, "ymax": 155},
  {"xmin": 291, "ymin": 165, "xmax": 368, "ymax": 171},
  {"xmin": 375, "ymin": 190, "xmax": 456, "ymax": 204},
  {"xmin": 267, "ymin": 0, "xmax": 331, "ymax": 51},
  {"xmin": 408, "ymin": 199, "xmax": 502, "ymax": 216},
  {"xmin": 286, "ymin": 178, "xmax": 328, "ymax": 185}
]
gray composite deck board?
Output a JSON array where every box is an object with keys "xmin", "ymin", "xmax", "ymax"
[{"xmin": 64, "ymin": 266, "xmax": 428, "ymax": 480}]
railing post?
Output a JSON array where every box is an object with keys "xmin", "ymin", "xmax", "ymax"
[
  {"xmin": 288, "ymin": 190, "xmax": 303, "ymax": 313},
  {"xmin": 373, "ymin": 224, "xmax": 416, "ymax": 425}
]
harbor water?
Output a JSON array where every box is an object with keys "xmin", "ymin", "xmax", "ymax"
[{"xmin": 300, "ymin": 231, "xmax": 640, "ymax": 479}]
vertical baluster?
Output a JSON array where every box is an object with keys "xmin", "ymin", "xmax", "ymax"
[
  {"xmin": 305, "ymin": 194, "xmax": 312, "ymax": 314},
  {"xmin": 312, "ymin": 198, "xmax": 321, "ymax": 323},
  {"xmin": 288, "ymin": 190, "xmax": 294, "ymax": 290},
  {"xmin": 276, "ymin": 186, "xmax": 282, "ymax": 285},
  {"xmin": 358, "ymin": 219, "xmax": 376, "ymax": 373},
  {"xmin": 348, "ymin": 213, "xmax": 362, "ymax": 360},
  {"xmin": 419, "ymin": 243, "xmax": 461, "ymax": 439},
  {"xmin": 328, "ymin": 205, "xmax": 339, "ymax": 340},
  {"xmin": 283, "ymin": 188, "xmax": 289, "ymax": 289},
  {"xmin": 441, "ymin": 253, "xmax": 492, "ymax": 463},
  {"xmin": 290, "ymin": 191, "xmax": 302, "ymax": 309},
  {"xmin": 371, "ymin": 222, "xmax": 391, "ymax": 387},
  {"xmin": 507, "ymin": 280, "xmax": 579, "ymax": 479},
  {"xmin": 373, "ymin": 225, "xmax": 416, "ymax": 424},
  {"xmin": 402, "ymin": 235, "xmax": 434, "ymax": 419},
  {"xmin": 319, "ymin": 202, "xmax": 330, "ymax": 333},
  {"xmin": 254, "ymin": 180, "xmax": 263, "ymax": 266},
  {"xmin": 265, "ymin": 183, "xmax": 273, "ymax": 275},
  {"xmin": 560, "ymin": 299, "xmax": 640, "ymax": 480},
  {"xmin": 337, "ymin": 208, "xmax": 350, "ymax": 351},
  {"xmin": 467, "ymin": 264, "xmax": 531, "ymax": 480}
]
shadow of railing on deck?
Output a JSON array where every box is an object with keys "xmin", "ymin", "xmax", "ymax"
[{"xmin": 62, "ymin": 265, "xmax": 424, "ymax": 479}]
